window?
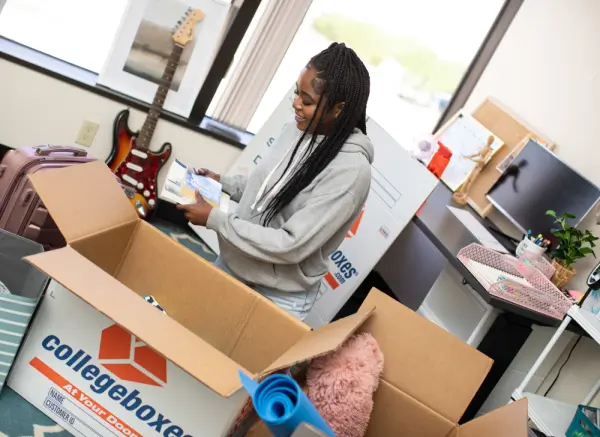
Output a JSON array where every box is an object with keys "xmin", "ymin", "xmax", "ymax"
[
  {"xmin": 205, "ymin": 0, "xmax": 269, "ymax": 117},
  {"xmin": 245, "ymin": 0, "xmax": 506, "ymax": 143},
  {"xmin": 205, "ymin": 0, "xmax": 313, "ymax": 129},
  {"xmin": 0, "ymin": 0, "xmax": 260, "ymax": 145},
  {"xmin": 0, "ymin": 0, "xmax": 131, "ymax": 72},
  {"xmin": 0, "ymin": 0, "xmax": 516, "ymax": 145}
]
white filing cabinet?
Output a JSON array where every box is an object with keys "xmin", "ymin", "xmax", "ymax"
[
  {"xmin": 417, "ymin": 263, "xmax": 499, "ymax": 347},
  {"xmin": 417, "ymin": 263, "xmax": 570, "ymax": 417}
]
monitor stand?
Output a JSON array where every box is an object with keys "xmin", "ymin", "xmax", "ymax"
[{"xmin": 485, "ymin": 224, "xmax": 519, "ymax": 254}]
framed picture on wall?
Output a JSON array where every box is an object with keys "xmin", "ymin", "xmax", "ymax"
[{"xmin": 97, "ymin": 0, "xmax": 230, "ymax": 117}]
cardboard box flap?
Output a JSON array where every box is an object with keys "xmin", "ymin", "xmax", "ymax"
[
  {"xmin": 261, "ymin": 307, "xmax": 375, "ymax": 376},
  {"xmin": 28, "ymin": 161, "xmax": 137, "ymax": 243},
  {"xmin": 26, "ymin": 247, "xmax": 249, "ymax": 397},
  {"xmin": 358, "ymin": 290, "xmax": 492, "ymax": 422},
  {"xmin": 457, "ymin": 399, "xmax": 528, "ymax": 437}
]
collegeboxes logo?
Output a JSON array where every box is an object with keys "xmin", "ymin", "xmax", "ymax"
[
  {"xmin": 324, "ymin": 207, "xmax": 365, "ymax": 290},
  {"xmin": 98, "ymin": 324, "xmax": 167, "ymax": 387},
  {"xmin": 31, "ymin": 330, "xmax": 190, "ymax": 437}
]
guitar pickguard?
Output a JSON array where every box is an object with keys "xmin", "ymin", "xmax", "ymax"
[{"xmin": 106, "ymin": 109, "xmax": 172, "ymax": 219}]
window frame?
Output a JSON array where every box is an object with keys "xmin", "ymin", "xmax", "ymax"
[
  {"xmin": 217, "ymin": 0, "xmax": 523, "ymax": 137},
  {"xmin": 208, "ymin": 0, "xmax": 313, "ymax": 130},
  {"xmin": 0, "ymin": 0, "xmax": 523, "ymax": 149},
  {"xmin": 0, "ymin": 0, "xmax": 263, "ymax": 149}
]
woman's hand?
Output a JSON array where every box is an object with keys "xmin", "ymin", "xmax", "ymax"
[
  {"xmin": 176, "ymin": 190, "xmax": 213, "ymax": 226},
  {"xmin": 194, "ymin": 168, "xmax": 220, "ymax": 182}
]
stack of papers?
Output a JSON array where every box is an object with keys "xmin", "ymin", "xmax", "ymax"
[
  {"xmin": 462, "ymin": 259, "xmax": 529, "ymax": 290},
  {"xmin": 161, "ymin": 159, "xmax": 230, "ymax": 212}
]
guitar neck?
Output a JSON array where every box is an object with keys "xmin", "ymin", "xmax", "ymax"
[{"xmin": 136, "ymin": 44, "xmax": 184, "ymax": 151}]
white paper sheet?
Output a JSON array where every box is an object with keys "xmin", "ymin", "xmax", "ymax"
[
  {"xmin": 435, "ymin": 113, "xmax": 504, "ymax": 190},
  {"xmin": 160, "ymin": 159, "xmax": 229, "ymax": 212},
  {"xmin": 462, "ymin": 259, "xmax": 529, "ymax": 289},
  {"xmin": 448, "ymin": 206, "xmax": 509, "ymax": 254}
]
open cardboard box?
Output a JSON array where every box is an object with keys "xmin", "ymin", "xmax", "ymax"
[
  {"xmin": 8, "ymin": 162, "xmax": 528, "ymax": 437},
  {"xmin": 7, "ymin": 162, "xmax": 373, "ymax": 437},
  {"xmin": 247, "ymin": 290, "xmax": 529, "ymax": 437}
]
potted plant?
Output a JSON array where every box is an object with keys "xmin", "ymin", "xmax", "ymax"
[{"xmin": 546, "ymin": 210, "xmax": 598, "ymax": 288}]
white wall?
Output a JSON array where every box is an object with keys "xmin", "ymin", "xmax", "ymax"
[
  {"xmin": 0, "ymin": 60, "xmax": 242, "ymax": 188},
  {"xmin": 464, "ymin": 0, "xmax": 600, "ymax": 406},
  {"xmin": 465, "ymin": 0, "xmax": 600, "ymax": 291}
]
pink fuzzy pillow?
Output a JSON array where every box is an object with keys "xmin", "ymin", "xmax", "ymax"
[{"xmin": 306, "ymin": 333, "xmax": 384, "ymax": 437}]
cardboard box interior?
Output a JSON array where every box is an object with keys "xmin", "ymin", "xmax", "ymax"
[
  {"xmin": 23, "ymin": 162, "xmax": 373, "ymax": 399},
  {"xmin": 248, "ymin": 291, "xmax": 529, "ymax": 437}
]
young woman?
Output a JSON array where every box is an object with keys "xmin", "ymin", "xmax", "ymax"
[{"xmin": 178, "ymin": 42, "xmax": 373, "ymax": 321}]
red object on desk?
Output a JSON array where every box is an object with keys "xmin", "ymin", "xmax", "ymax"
[
  {"xmin": 417, "ymin": 142, "xmax": 453, "ymax": 216},
  {"xmin": 427, "ymin": 142, "xmax": 453, "ymax": 179}
]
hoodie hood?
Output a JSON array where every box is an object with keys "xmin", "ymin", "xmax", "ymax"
[
  {"xmin": 341, "ymin": 128, "xmax": 375, "ymax": 164},
  {"xmin": 251, "ymin": 126, "xmax": 373, "ymax": 213}
]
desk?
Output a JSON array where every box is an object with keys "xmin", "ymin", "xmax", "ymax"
[
  {"xmin": 413, "ymin": 183, "xmax": 563, "ymax": 421},
  {"xmin": 414, "ymin": 183, "xmax": 559, "ymax": 327}
]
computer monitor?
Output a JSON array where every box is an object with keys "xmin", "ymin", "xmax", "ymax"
[{"xmin": 487, "ymin": 139, "xmax": 600, "ymax": 240}]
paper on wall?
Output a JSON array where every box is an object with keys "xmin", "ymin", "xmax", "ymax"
[{"xmin": 435, "ymin": 113, "xmax": 504, "ymax": 190}]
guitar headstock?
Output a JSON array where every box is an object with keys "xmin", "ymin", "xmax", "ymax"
[{"xmin": 172, "ymin": 8, "xmax": 204, "ymax": 47}]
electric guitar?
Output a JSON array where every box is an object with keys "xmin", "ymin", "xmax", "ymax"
[{"xmin": 106, "ymin": 8, "xmax": 204, "ymax": 219}]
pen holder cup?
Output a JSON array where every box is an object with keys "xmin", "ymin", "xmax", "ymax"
[{"xmin": 516, "ymin": 239, "xmax": 546, "ymax": 259}]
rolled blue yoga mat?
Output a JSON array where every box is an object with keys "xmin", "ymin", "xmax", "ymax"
[{"xmin": 239, "ymin": 370, "xmax": 335, "ymax": 437}]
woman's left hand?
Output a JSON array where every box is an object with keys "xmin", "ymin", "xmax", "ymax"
[{"xmin": 176, "ymin": 190, "xmax": 213, "ymax": 226}]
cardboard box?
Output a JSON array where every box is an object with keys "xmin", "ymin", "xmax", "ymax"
[
  {"xmin": 248, "ymin": 291, "xmax": 529, "ymax": 437},
  {"xmin": 7, "ymin": 162, "xmax": 372, "ymax": 437}
]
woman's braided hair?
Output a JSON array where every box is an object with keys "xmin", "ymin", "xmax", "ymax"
[{"xmin": 261, "ymin": 42, "xmax": 370, "ymax": 225}]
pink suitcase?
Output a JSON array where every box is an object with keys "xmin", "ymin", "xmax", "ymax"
[{"xmin": 0, "ymin": 145, "xmax": 95, "ymax": 250}]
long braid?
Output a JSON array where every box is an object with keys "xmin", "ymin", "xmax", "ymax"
[{"xmin": 262, "ymin": 43, "xmax": 370, "ymax": 225}]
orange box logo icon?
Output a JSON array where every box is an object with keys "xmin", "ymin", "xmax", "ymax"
[
  {"xmin": 345, "ymin": 206, "xmax": 364, "ymax": 239},
  {"xmin": 98, "ymin": 324, "xmax": 167, "ymax": 387}
]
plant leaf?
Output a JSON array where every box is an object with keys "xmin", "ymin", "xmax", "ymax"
[
  {"xmin": 547, "ymin": 218, "xmax": 598, "ymax": 264},
  {"xmin": 554, "ymin": 230, "xmax": 566, "ymax": 239}
]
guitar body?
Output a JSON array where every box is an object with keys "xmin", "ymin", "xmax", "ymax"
[
  {"xmin": 106, "ymin": 109, "xmax": 172, "ymax": 219},
  {"xmin": 105, "ymin": 9, "xmax": 203, "ymax": 218}
]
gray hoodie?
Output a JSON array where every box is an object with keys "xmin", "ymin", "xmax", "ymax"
[{"xmin": 206, "ymin": 123, "xmax": 373, "ymax": 318}]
